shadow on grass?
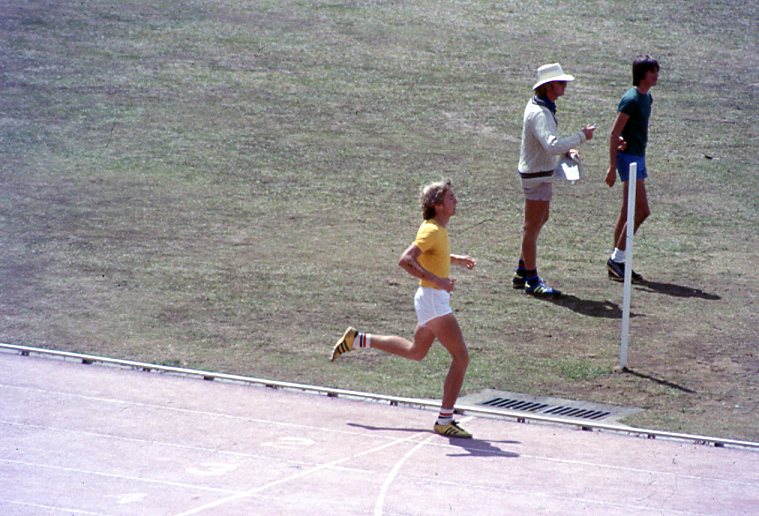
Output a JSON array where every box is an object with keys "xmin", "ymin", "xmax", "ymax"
[
  {"xmin": 536, "ymin": 294, "xmax": 643, "ymax": 319},
  {"xmin": 634, "ymin": 280, "xmax": 721, "ymax": 300},
  {"xmin": 621, "ymin": 367, "xmax": 697, "ymax": 394}
]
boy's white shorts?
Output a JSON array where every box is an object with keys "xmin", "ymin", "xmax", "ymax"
[{"xmin": 414, "ymin": 287, "xmax": 453, "ymax": 327}]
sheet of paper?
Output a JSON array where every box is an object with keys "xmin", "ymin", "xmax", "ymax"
[{"xmin": 561, "ymin": 159, "xmax": 581, "ymax": 182}]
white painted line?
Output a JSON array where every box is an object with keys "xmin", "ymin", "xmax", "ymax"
[
  {"xmin": 0, "ymin": 499, "xmax": 104, "ymax": 515},
  {"xmin": 374, "ymin": 435, "xmax": 436, "ymax": 516},
  {"xmin": 173, "ymin": 430, "xmax": 433, "ymax": 516},
  {"xmin": 374, "ymin": 416, "xmax": 474, "ymax": 516},
  {"xmin": 0, "ymin": 420, "xmax": 293, "ymax": 461},
  {"xmin": 0, "ymin": 383, "xmax": 411, "ymax": 444},
  {"xmin": 0, "ymin": 459, "xmax": 239, "ymax": 494},
  {"xmin": 3, "ymin": 344, "xmax": 758, "ymax": 449}
]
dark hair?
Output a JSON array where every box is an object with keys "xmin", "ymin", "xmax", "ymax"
[
  {"xmin": 420, "ymin": 178, "xmax": 452, "ymax": 220},
  {"xmin": 632, "ymin": 54, "xmax": 659, "ymax": 86}
]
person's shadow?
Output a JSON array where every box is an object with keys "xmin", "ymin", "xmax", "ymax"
[
  {"xmin": 634, "ymin": 279, "xmax": 720, "ymax": 300},
  {"xmin": 534, "ymin": 278, "xmax": 719, "ymax": 317},
  {"xmin": 347, "ymin": 422, "xmax": 521, "ymax": 458},
  {"xmin": 444, "ymin": 437, "xmax": 520, "ymax": 458},
  {"xmin": 536, "ymin": 294, "xmax": 642, "ymax": 319},
  {"xmin": 347, "ymin": 422, "xmax": 429, "ymax": 434}
]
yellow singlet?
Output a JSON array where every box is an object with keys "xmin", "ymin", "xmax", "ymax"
[{"xmin": 413, "ymin": 219, "xmax": 450, "ymax": 289}]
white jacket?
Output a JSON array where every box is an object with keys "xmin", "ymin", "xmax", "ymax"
[{"xmin": 518, "ymin": 98, "xmax": 586, "ymax": 176}]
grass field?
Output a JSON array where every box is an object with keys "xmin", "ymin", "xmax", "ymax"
[{"xmin": 1, "ymin": 0, "xmax": 757, "ymax": 441}]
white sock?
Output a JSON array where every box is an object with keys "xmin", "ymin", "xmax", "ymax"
[
  {"xmin": 355, "ymin": 332, "xmax": 372, "ymax": 349},
  {"xmin": 437, "ymin": 408, "xmax": 454, "ymax": 425},
  {"xmin": 611, "ymin": 248, "xmax": 625, "ymax": 263}
]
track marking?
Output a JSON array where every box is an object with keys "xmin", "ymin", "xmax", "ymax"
[
  {"xmin": 374, "ymin": 416, "xmax": 475, "ymax": 516},
  {"xmin": 1, "ymin": 459, "xmax": 239, "ymax": 494},
  {"xmin": 0, "ymin": 420, "xmax": 276, "ymax": 460},
  {"xmin": 0, "ymin": 499, "xmax": 104, "ymax": 515},
  {"xmin": 0, "ymin": 383, "xmax": 376, "ymax": 437},
  {"xmin": 172, "ymin": 430, "xmax": 432, "ymax": 516},
  {"xmin": 260, "ymin": 436, "xmax": 315, "ymax": 449},
  {"xmin": 186, "ymin": 462, "xmax": 239, "ymax": 477},
  {"xmin": 3, "ymin": 414, "xmax": 754, "ymax": 488},
  {"xmin": 109, "ymin": 492, "xmax": 147, "ymax": 505}
]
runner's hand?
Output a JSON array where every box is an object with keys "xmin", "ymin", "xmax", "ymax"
[{"xmin": 437, "ymin": 277, "xmax": 455, "ymax": 292}]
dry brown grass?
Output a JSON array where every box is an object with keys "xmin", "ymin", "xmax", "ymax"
[{"xmin": 1, "ymin": 0, "xmax": 757, "ymax": 441}]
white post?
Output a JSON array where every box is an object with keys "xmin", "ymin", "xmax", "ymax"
[{"xmin": 619, "ymin": 162, "xmax": 637, "ymax": 370}]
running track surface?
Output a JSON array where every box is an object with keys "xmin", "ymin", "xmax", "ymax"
[{"xmin": 1, "ymin": 351, "xmax": 757, "ymax": 515}]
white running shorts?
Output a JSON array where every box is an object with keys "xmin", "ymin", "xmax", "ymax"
[{"xmin": 414, "ymin": 286, "xmax": 453, "ymax": 327}]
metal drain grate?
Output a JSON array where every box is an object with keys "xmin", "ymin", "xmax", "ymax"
[
  {"xmin": 461, "ymin": 390, "xmax": 640, "ymax": 423},
  {"xmin": 543, "ymin": 405, "xmax": 610, "ymax": 420},
  {"xmin": 482, "ymin": 397, "xmax": 610, "ymax": 420},
  {"xmin": 481, "ymin": 398, "xmax": 550, "ymax": 413}
]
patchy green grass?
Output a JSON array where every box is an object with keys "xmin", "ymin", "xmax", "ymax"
[{"xmin": 1, "ymin": 0, "xmax": 757, "ymax": 441}]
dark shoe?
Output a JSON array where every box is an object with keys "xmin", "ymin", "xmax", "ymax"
[
  {"xmin": 512, "ymin": 271, "xmax": 526, "ymax": 289},
  {"xmin": 607, "ymin": 258, "xmax": 624, "ymax": 281},
  {"xmin": 607, "ymin": 258, "xmax": 643, "ymax": 283},
  {"xmin": 524, "ymin": 277, "xmax": 561, "ymax": 297}
]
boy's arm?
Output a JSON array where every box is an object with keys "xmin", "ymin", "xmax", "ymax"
[
  {"xmin": 605, "ymin": 112, "xmax": 629, "ymax": 187},
  {"xmin": 451, "ymin": 254, "xmax": 476, "ymax": 270},
  {"xmin": 398, "ymin": 243, "xmax": 453, "ymax": 291}
]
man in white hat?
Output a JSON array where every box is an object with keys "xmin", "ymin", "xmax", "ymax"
[{"xmin": 512, "ymin": 63, "xmax": 596, "ymax": 297}]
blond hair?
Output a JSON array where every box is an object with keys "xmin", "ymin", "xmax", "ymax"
[{"xmin": 420, "ymin": 178, "xmax": 452, "ymax": 220}]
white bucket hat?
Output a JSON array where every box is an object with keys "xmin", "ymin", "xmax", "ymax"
[{"xmin": 532, "ymin": 63, "xmax": 575, "ymax": 90}]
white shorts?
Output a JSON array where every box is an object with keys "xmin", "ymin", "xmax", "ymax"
[
  {"xmin": 520, "ymin": 178, "xmax": 553, "ymax": 201},
  {"xmin": 414, "ymin": 287, "xmax": 453, "ymax": 327}
]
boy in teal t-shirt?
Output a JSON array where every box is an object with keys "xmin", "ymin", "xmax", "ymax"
[
  {"xmin": 618, "ymin": 87, "xmax": 652, "ymax": 158},
  {"xmin": 605, "ymin": 54, "xmax": 660, "ymax": 282}
]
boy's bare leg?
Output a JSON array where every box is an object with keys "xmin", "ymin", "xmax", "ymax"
[
  {"xmin": 614, "ymin": 179, "xmax": 651, "ymax": 250},
  {"xmin": 369, "ymin": 325, "xmax": 435, "ymax": 362},
  {"xmin": 425, "ymin": 314, "xmax": 469, "ymax": 410}
]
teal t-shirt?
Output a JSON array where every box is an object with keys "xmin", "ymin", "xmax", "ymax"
[{"xmin": 618, "ymin": 87, "xmax": 652, "ymax": 156}]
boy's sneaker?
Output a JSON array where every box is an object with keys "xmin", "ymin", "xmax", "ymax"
[
  {"xmin": 330, "ymin": 327, "xmax": 357, "ymax": 362},
  {"xmin": 433, "ymin": 420, "xmax": 472, "ymax": 439},
  {"xmin": 524, "ymin": 277, "xmax": 561, "ymax": 297},
  {"xmin": 512, "ymin": 271, "xmax": 526, "ymax": 289},
  {"xmin": 607, "ymin": 258, "xmax": 643, "ymax": 283}
]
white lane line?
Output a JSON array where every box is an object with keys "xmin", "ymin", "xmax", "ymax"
[
  {"xmin": 4, "ymin": 408, "xmax": 752, "ymax": 489},
  {"xmin": 4, "ymin": 407, "xmax": 753, "ymax": 490},
  {"xmin": 372, "ymin": 417, "xmax": 475, "ymax": 516},
  {"xmin": 0, "ymin": 499, "xmax": 105, "ymax": 515},
  {"xmin": 374, "ymin": 435, "xmax": 436, "ymax": 516},
  {"xmin": 1, "ymin": 459, "xmax": 239, "ymax": 494},
  {"xmin": 173, "ymin": 430, "xmax": 432, "ymax": 516},
  {"xmin": 0, "ymin": 420, "xmax": 298, "ymax": 461},
  {"xmin": 0, "ymin": 383, "xmax": 372, "ymax": 437}
]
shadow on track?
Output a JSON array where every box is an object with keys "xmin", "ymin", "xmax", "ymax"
[
  {"xmin": 348, "ymin": 422, "xmax": 521, "ymax": 458},
  {"xmin": 445, "ymin": 437, "xmax": 521, "ymax": 458},
  {"xmin": 347, "ymin": 422, "xmax": 429, "ymax": 433}
]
